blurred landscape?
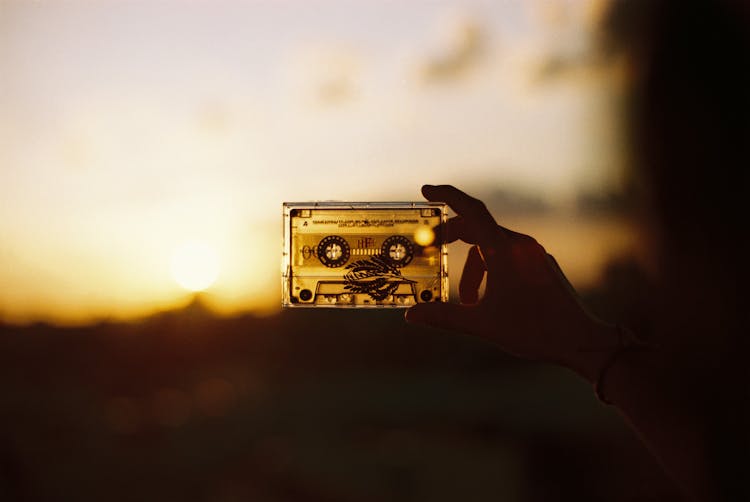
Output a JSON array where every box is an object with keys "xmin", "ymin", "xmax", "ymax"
[{"xmin": 0, "ymin": 268, "xmax": 680, "ymax": 502}]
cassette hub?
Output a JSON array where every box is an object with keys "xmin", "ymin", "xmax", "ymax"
[
  {"xmin": 317, "ymin": 235, "xmax": 351, "ymax": 268},
  {"xmin": 381, "ymin": 235, "xmax": 414, "ymax": 267}
]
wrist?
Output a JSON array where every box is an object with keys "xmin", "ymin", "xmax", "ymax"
[{"xmin": 562, "ymin": 320, "xmax": 621, "ymax": 384}]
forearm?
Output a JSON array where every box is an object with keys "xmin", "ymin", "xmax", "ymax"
[
  {"xmin": 566, "ymin": 328, "xmax": 717, "ymax": 501},
  {"xmin": 601, "ymin": 349, "xmax": 715, "ymax": 501}
]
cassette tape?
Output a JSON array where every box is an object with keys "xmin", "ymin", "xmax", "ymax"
[{"xmin": 282, "ymin": 202, "xmax": 448, "ymax": 307}]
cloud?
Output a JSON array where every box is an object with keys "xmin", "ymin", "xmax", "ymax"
[
  {"xmin": 285, "ymin": 45, "xmax": 362, "ymax": 107},
  {"xmin": 420, "ymin": 16, "xmax": 487, "ymax": 84}
]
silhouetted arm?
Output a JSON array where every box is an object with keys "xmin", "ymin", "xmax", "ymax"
[{"xmin": 406, "ymin": 184, "xmax": 716, "ymax": 501}]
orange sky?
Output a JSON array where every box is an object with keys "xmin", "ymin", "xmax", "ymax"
[{"xmin": 0, "ymin": 0, "xmax": 632, "ymax": 324}]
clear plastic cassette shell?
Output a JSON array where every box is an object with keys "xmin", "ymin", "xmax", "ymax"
[{"xmin": 282, "ymin": 202, "xmax": 448, "ymax": 308}]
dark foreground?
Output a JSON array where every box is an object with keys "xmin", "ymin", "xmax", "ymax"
[{"xmin": 0, "ymin": 295, "xmax": 679, "ymax": 501}]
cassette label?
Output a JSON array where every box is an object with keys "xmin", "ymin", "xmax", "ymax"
[{"xmin": 282, "ymin": 202, "xmax": 448, "ymax": 307}]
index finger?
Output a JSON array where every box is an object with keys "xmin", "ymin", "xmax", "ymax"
[{"xmin": 422, "ymin": 184, "xmax": 498, "ymax": 235}]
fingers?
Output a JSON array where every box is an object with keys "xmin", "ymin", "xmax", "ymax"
[
  {"xmin": 405, "ymin": 302, "xmax": 479, "ymax": 334},
  {"xmin": 422, "ymin": 185, "xmax": 497, "ymax": 236},
  {"xmin": 434, "ymin": 216, "xmax": 515, "ymax": 246},
  {"xmin": 459, "ymin": 245, "xmax": 486, "ymax": 304},
  {"xmin": 432, "ymin": 216, "xmax": 468, "ymax": 244}
]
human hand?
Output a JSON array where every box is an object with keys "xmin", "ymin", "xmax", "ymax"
[{"xmin": 406, "ymin": 185, "xmax": 618, "ymax": 382}]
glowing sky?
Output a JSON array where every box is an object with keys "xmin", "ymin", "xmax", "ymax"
[{"xmin": 0, "ymin": 0, "xmax": 631, "ymax": 324}]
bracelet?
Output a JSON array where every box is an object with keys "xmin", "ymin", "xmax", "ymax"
[{"xmin": 594, "ymin": 325, "xmax": 652, "ymax": 405}]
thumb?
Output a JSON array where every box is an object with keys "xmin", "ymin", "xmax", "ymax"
[{"xmin": 405, "ymin": 302, "xmax": 478, "ymax": 334}]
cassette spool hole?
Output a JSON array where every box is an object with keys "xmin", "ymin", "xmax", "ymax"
[
  {"xmin": 381, "ymin": 236, "xmax": 414, "ymax": 267},
  {"xmin": 317, "ymin": 235, "xmax": 350, "ymax": 268}
]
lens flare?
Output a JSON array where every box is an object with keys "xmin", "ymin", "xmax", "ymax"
[{"xmin": 413, "ymin": 226, "xmax": 436, "ymax": 246}]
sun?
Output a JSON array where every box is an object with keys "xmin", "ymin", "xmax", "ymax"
[{"xmin": 170, "ymin": 240, "xmax": 221, "ymax": 292}]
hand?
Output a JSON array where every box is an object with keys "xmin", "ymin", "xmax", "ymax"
[{"xmin": 406, "ymin": 185, "xmax": 618, "ymax": 382}]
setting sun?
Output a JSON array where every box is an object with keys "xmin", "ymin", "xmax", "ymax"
[{"xmin": 170, "ymin": 241, "xmax": 221, "ymax": 292}]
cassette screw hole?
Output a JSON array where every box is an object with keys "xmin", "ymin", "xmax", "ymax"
[
  {"xmin": 420, "ymin": 290, "xmax": 433, "ymax": 302},
  {"xmin": 300, "ymin": 289, "xmax": 313, "ymax": 302}
]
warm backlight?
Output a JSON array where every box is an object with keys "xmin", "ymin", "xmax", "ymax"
[
  {"xmin": 170, "ymin": 241, "xmax": 220, "ymax": 292},
  {"xmin": 413, "ymin": 226, "xmax": 436, "ymax": 247}
]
